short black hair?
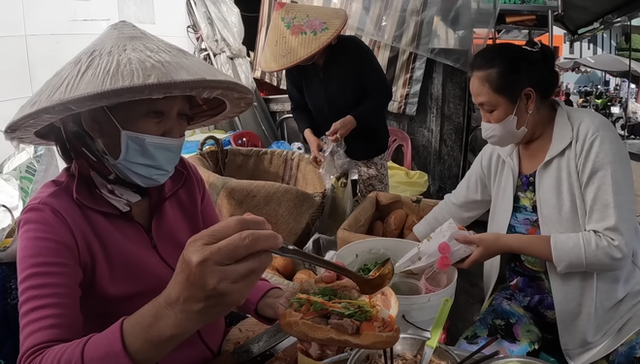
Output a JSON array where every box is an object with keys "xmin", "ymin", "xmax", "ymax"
[{"xmin": 469, "ymin": 41, "xmax": 559, "ymax": 105}]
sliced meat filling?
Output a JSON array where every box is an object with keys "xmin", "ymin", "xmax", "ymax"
[
  {"xmin": 328, "ymin": 314, "xmax": 361, "ymax": 334},
  {"xmin": 308, "ymin": 316, "xmax": 329, "ymax": 325}
]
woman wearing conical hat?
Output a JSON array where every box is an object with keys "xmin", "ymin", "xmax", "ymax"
[
  {"xmin": 261, "ymin": 2, "xmax": 393, "ymax": 198},
  {"xmin": 7, "ymin": 21, "xmax": 291, "ymax": 364}
]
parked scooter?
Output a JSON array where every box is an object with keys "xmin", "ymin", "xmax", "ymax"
[{"xmin": 612, "ymin": 99, "xmax": 640, "ymax": 138}]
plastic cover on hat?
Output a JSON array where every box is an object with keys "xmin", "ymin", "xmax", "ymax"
[
  {"xmin": 286, "ymin": 0, "xmax": 499, "ymax": 70},
  {"xmin": 260, "ymin": 2, "xmax": 348, "ymax": 72},
  {"xmin": 4, "ymin": 21, "xmax": 255, "ymax": 146}
]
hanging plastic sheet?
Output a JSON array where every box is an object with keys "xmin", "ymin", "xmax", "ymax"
[
  {"xmin": 291, "ymin": 0, "xmax": 499, "ymax": 70},
  {"xmin": 192, "ymin": 0, "xmax": 255, "ymax": 88},
  {"xmin": 0, "ymin": 146, "xmax": 59, "ymax": 263}
]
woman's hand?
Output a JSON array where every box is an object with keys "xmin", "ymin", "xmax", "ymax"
[
  {"xmin": 304, "ymin": 129, "xmax": 324, "ymax": 164},
  {"xmin": 159, "ymin": 214, "xmax": 283, "ymax": 332},
  {"xmin": 326, "ymin": 116, "xmax": 356, "ymax": 143},
  {"xmin": 255, "ymin": 288, "xmax": 295, "ymax": 320},
  {"xmin": 454, "ymin": 233, "xmax": 509, "ymax": 269}
]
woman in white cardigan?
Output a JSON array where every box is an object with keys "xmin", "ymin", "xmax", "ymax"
[{"xmin": 411, "ymin": 41, "xmax": 640, "ymax": 364}]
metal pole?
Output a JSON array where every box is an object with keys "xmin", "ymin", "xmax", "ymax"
[
  {"xmin": 625, "ymin": 19, "xmax": 633, "ymax": 142},
  {"xmin": 547, "ymin": 9, "xmax": 554, "ymax": 48}
]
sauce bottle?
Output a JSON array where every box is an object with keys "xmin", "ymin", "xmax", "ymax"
[{"xmin": 421, "ymin": 255, "xmax": 451, "ymax": 293}]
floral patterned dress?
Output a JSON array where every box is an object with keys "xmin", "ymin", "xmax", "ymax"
[{"xmin": 456, "ymin": 172, "xmax": 640, "ymax": 363}]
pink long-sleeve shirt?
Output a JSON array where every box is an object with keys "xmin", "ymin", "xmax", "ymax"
[{"xmin": 16, "ymin": 158, "xmax": 277, "ymax": 364}]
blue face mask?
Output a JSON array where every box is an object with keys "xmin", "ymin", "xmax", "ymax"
[{"xmin": 102, "ymin": 107, "xmax": 185, "ymax": 188}]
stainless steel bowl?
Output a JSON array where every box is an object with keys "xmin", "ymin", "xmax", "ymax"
[
  {"xmin": 347, "ymin": 334, "xmax": 459, "ymax": 364},
  {"xmin": 484, "ymin": 356, "xmax": 549, "ymax": 364},
  {"xmin": 323, "ymin": 352, "xmax": 352, "ymax": 363}
]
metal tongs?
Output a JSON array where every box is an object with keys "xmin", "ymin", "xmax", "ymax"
[{"xmin": 271, "ymin": 244, "xmax": 394, "ymax": 294}]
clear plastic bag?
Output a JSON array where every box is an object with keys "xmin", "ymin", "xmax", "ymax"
[
  {"xmin": 193, "ymin": 0, "xmax": 255, "ymax": 88},
  {"xmin": 318, "ymin": 136, "xmax": 350, "ymax": 188},
  {"xmin": 311, "ymin": 176, "xmax": 354, "ymax": 237},
  {"xmin": 295, "ymin": 0, "xmax": 499, "ymax": 70},
  {"xmin": 0, "ymin": 145, "xmax": 59, "ymax": 263}
]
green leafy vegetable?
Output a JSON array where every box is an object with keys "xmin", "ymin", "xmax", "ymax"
[
  {"xmin": 358, "ymin": 261, "xmax": 382, "ymax": 276},
  {"xmin": 290, "ymin": 297, "xmax": 307, "ymax": 308},
  {"xmin": 313, "ymin": 287, "xmax": 350, "ymax": 301},
  {"xmin": 311, "ymin": 301, "xmax": 325, "ymax": 312},
  {"xmin": 329, "ymin": 302, "xmax": 374, "ymax": 322}
]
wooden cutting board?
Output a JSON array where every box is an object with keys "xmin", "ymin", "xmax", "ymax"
[{"xmin": 221, "ymin": 318, "xmax": 298, "ymax": 364}]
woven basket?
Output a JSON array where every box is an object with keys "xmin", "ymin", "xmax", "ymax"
[{"xmin": 188, "ymin": 136, "xmax": 326, "ymax": 246}]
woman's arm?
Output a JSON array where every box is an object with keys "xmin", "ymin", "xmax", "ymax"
[
  {"xmin": 413, "ymin": 148, "xmax": 493, "ymax": 240},
  {"xmin": 192, "ymin": 161, "xmax": 280, "ymax": 323},
  {"xmin": 349, "ymin": 38, "xmax": 393, "ymax": 123},
  {"xmin": 503, "ymin": 234, "xmax": 553, "ymax": 262},
  {"xmin": 286, "ymin": 69, "xmax": 315, "ymax": 139},
  {"xmin": 550, "ymin": 130, "xmax": 637, "ymax": 273},
  {"xmin": 17, "ymin": 204, "xmax": 200, "ymax": 364}
]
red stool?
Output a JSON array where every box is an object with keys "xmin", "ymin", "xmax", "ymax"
[
  {"xmin": 387, "ymin": 127, "xmax": 412, "ymax": 170},
  {"xmin": 230, "ymin": 130, "xmax": 264, "ymax": 148}
]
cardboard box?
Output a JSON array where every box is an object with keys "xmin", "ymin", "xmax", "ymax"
[{"xmin": 337, "ymin": 192, "xmax": 439, "ymax": 249}]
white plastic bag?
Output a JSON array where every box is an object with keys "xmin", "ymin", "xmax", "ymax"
[{"xmin": 395, "ymin": 219, "xmax": 475, "ymax": 276}]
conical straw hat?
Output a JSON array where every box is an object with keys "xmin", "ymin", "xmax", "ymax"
[
  {"xmin": 260, "ymin": 2, "xmax": 347, "ymax": 73},
  {"xmin": 4, "ymin": 21, "xmax": 254, "ymax": 146}
]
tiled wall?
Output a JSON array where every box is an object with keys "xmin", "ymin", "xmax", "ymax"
[{"xmin": 0, "ymin": 0, "xmax": 193, "ymax": 162}]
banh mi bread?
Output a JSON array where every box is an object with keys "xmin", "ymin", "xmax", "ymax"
[
  {"xmin": 293, "ymin": 269, "xmax": 317, "ymax": 284},
  {"xmin": 266, "ymin": 265, "xmax": 285, "ymax": 279},
  {"xmin": 383, "ymin": 210, "xmax": 407, "ymax": 238},
  {"xmin": 402, "ymin": 214, "xmax": 420, "ymax": 238},
  {"xmin": 280, "ymin": 279, "xmax": 400, "ymax": 350},
  {"xmin": 272, "ymin": 256, "xmax": 296, "ymax": 280}
]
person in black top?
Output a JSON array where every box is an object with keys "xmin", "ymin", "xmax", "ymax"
[
  {"xmin": 563, "ymin": 92, "xmax": 574, "ymax": 107},
  {"xmin": 260, "ymin": 3, "xmax": 392, "ymax": 197}
]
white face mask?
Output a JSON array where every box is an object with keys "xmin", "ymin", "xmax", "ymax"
[{"xmin": 481, "ymin": 99, "xmax": 531, "ymax": 147}]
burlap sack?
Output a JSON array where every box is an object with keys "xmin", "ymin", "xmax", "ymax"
[
  {"xmin": 337, "ymin": 192, "xmax": 439, "ymax": 249},
  {"xmin": 188, "ymin": 136, "xmax": 326, "ymax": 246}
]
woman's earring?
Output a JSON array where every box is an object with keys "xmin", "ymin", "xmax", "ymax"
[{"xmin": 528, "ymin": 110, "xmax": 533, "ymax": 114}]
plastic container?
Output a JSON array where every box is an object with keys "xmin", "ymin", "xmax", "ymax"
[
  {"xmin": 484, "ymin": 356, "xmax": 549, "ymax": 364},
  {"xmin": 347, "ymin": 333, "xmax": 459, "ymax": 364},
  {"xmin": 333, "ymin": 238, "xmax": 458, "ymax": 330},
  {"xmin": 390, "ymin": 276, "xmax": 425, "ymax": 296}
]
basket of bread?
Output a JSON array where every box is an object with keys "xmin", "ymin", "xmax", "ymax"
[{"xmin": 337, "ymin": 192, "xmax": 439, "ymax": 249}]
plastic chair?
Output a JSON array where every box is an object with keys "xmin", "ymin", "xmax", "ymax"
[
  {"xmin": 229, "ymin": 130, "xmax": 264, "ymax": 148},
  {"xmin": 387, "ymin": 127, "xmax": 412, "ymax": 170}
]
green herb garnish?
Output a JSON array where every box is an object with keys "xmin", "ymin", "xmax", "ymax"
[
  {"xmin": 313, "ymin": 287, "xmax": 350, "ymax": 301},
  {"xmin": 329, "ymin": 302, "xmax": 374, "ymax": 322},
  {"xmin": 290, "ymin": 297, "xmax": 307, "ymax": 308},
  {"xmin": 311, "ymin": 301, "xmax": 325, "ymax": 312},
  {"xmin": 358, "ymin": 261, "xmax": 382, "ymax": 276}
]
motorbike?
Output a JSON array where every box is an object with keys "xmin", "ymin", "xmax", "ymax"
[{"xmin": 611, "ymin": 99, "xmax": 640, "ymax": 138}]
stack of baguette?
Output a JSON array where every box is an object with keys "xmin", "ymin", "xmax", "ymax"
[
  {"xmin": 263, "ymin": 256, "xmax": 318, "ymax": 290},
  {"xmin": 368, "ymin": 209, "xmax": 420, "ymax": 239}
]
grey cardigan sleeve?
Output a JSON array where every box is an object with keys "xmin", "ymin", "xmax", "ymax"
[
  {"xmin": 413, "ymin": 148, "xmax": 493, "ymax": 241},
  {"xmin": 551, "ymin": 131, "xmax": 636, "ymax": 273}
]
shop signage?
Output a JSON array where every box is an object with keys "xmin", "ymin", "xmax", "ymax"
[{"xmin": 484, "ymin": 0, "xmax": 558, "ymax": 6}]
